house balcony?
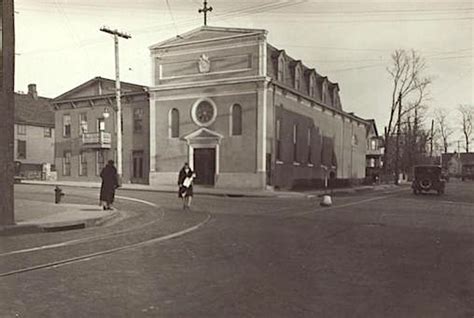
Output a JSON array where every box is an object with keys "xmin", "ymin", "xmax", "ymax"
[
  {"xmin": 366, "ymin": 148, "xmax": 384, "ymax": 156},
  {"xmin": 82, "ymin": 132, "xmax": 112, "ymax": 149}
]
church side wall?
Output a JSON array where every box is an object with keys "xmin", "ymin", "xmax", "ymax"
[{"xmin": 266, "ymin": 86, "xmax": 367, "ymax": 189}]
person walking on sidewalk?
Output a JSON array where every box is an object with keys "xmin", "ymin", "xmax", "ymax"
[
  {"xmin": 100, "ymin": 160, "xmax": 119, "ymax": 210},
  {"xmin": 178, "ymin": 162, "xmax": 195, "ymax": 210}
]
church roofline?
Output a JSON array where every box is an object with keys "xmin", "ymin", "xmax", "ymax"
[
  {"xmin": 269, "ymin": 79, "xmax": 369, "ymax": 126},
  {"xmin": 149, "ymin": 25, "xmax": 268, "ymax": 50}
]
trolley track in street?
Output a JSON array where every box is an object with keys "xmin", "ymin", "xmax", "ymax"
[
  {"xmin": 0, "ymin": 187, "xmax": 410, "ymax": 278},
  {"xmin": 0, "ymin": 192, "xmax": 211, "ymax": 278}
]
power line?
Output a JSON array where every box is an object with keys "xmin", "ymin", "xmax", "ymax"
[
  {"xmin": 327, "ymin": 63, "xmax": 387, "ymax": 73},
  {"xmin": 271, "ymin": 7, "xmax": 474, "ymax": 16},
  {"xmin": 164, "ymin": 0, "xmax": 179, "ymax": 35}
]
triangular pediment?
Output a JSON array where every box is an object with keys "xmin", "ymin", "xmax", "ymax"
[
  {"xmin": 54, "ymin": 77, "xmax": 146, "ymax": 101},
  {"xmin": 149, "ymin": 26, "xmax": 267, "ymax": 49},
  {"xmin": 183, "ymin": 127, "xmax": 224, "ymax": 141}
]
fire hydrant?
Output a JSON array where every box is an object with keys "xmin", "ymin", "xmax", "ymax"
[{"xmin": 54, "ymin": 186, "xmax": 64, "ymax": 204}]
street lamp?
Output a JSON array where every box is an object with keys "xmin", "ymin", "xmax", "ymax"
[{"xmin": 103, "ymin": 107, "xmax": 110, "ymax": 119}]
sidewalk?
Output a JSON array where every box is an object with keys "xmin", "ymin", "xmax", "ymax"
[
  {"xmin": 0, "ymin": 199, "xmax": 119, "ymax": 236},
  {"xmin": 21, "ymin": 180, "xmax": 403, "ymax": 198}
]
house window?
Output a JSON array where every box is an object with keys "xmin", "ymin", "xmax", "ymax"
[
  {"xmin": 96, "ymin": 151, "xmax": 105, "ymax": 176},
  {"xmin": 63, "ymin": 114, "xmax": 71, "ymax": 138},
  {"xmin": 97, "ymin": 118, "xmax": 105, "ymax": 132},
  {"xmin": 169, "ymin": 108, "xmax": 179, "ymax": 138},
  {"xmin": 79, "ymin": 152, "xmax": 87, "ymax": 176},
  {"xmin": 133, "ymin": 108, "xmax": 144, "ymax": 133},
  {"xmin": 294, "ymin": 65, "xmax": 301, "ymax": 90},
  {"xmin": 307, "ymin": 128, "xmax": 312, "ymax": 164},
  {"xmin": 17, "ymin": 140, "xmax": 26, "ymax": 159},
  {"xmin": 44, "ymin": 127, "xmax": 52, "ymax": 138},
  {"xmin": 79, "ymin": 113, "xmax": 88, "ymax": 135},
  {"xmin": 17, "ymin": 124, "xmax": 27, "ymax": 135},
  {"xmin": 371, "ymin": 139, "xmax": 377, "ymax": 150},
  {"xmin": 63, "ymin": 151, "xmax": 71, "ymax": 176},
  {"xmin": 231, "ymin": 104, "xmax": 242, "ymax": 136},
  {"xmin": 293, "ymin": 124, "xmax": 298, "ymax": 163},
  {"xmin": 132, "ymin": 151, "xmax": 144, "ymax": 179},
  {"xmin": 369, "ymin": 158, "xmax": 376, "ymax": 168}
]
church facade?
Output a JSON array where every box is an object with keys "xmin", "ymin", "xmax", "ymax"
[{"xmin": 149, "ymin": 26, "xmax": 368, "ymax": 189}]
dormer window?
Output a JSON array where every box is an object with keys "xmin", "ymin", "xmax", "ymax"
[
  {"xmin": 309, "ymin": 72, "xmax": 316, "ymax": 97},
  {"xmin": 277, "ymin": 53, "xmax": 285, "ymax": 82},
  {"xmin": 294, "ymin": 63, "xmax": 302, "ymax": 90},
  {"xmin": 322, "ymin": 80, "xmax": 328, "ymax": 104},
  {"xmin": 333, "ymin": 89, "xmax": 341, "ymax": 109}
]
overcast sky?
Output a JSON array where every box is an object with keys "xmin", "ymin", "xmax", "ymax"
[{"xmin": 14, "ymin": 0, "xmax": 473, "ymax": 145}]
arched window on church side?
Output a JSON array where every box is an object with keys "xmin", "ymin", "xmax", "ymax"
[
  {"xmin": 231, "ymin": 104, "xmax": 242, "ymax": 136},
  {"xmin": 169, "ymin": 108, "xmax": 179, "ymax": 138}
]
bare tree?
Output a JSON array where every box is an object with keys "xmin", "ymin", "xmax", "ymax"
[
  {"xmin": 384, "ymin": 49, "xmax": 431, "ymax": 171},
  {"xmin": 434, "ymin": 108, "xmax": 453, "ymax": 153},
  {"xmin": 458, "ymin": 105, "xmax": 473, "ymax": 152}
]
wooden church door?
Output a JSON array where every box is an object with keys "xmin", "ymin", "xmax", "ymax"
[{"xmin": 193, "ymin": 148, "xmax": 216, "ymax": 186}]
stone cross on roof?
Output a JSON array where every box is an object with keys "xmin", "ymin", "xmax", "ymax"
[{"xmin": 198, "ymin": 0, "xmax": 213, "ymax": 26}]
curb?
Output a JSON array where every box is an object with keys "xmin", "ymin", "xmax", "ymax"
[
  {"xmin": 0, "ymin": 209, "xmax": 121, "ymax": 237},
  {"xmin": 19, "ymin": 181, "xmax": 283, "ymax": 198},
  {"xmin": 18, "ymin": 181, "xmax": 405, "ymax": 199}
]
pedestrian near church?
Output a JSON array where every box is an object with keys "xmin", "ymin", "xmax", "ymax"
[
  {"xmin": 178, "ymin": 162, "xmax": 195, "ymax": 209},
  {"xmin": 100, "ymin": 160, "xmax": 119, "ymax": 210}
]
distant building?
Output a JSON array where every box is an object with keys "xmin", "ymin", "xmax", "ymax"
[
  {"xmin": 442, "ymin": 152, "xmax": 474, "ymax": 179},
  {"xmin": 14, "ymin": 84, "xmax": 55, "ymax": 180},
  {"xmin": 148, "ymin": 26, "xmax": 369, "ymax": 190},
  {"xmin": 365, "ymin": 119, "xmax": 384, "ymax": 181},
  {"xmin": 52, "ymin": 77, "xmax": 149, "ymax": 184}
]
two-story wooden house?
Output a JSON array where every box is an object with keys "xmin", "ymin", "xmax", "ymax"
[
  {"xmin": 14, "ymin": 84, "xmax": 55, "ymax": 180},
  {"xmin": 52, "ymin": 77, "xmax": 149, "ymax": 184}
]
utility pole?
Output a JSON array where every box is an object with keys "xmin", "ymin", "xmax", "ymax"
[
  {"xmin": 0, "ymin": 0, "xmax": 16, "ymax": 225},
  {"xmin": 100, "ymin": 26, "xmax": 131, "ymax": 180},
  {"xmin": 394, "ymin": 92, "xmax": 402, "ymax": 185},
  {"xmin": 199, "ymin": 0, "xmax": 213, "ymax": 26}
]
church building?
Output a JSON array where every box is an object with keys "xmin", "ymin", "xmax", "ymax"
[{"xmin": 149, "ymin": 26, "xmax": 368, "ymax": 189}]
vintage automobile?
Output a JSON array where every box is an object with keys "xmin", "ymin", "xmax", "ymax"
[{"xmin": 412, "ymin": 165, "xmax": 446, "ymax": 195}]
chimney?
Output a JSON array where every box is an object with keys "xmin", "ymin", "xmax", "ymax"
[{"xmin": 28, "ymin": 84, "xmax": 38, "ymax": 100}]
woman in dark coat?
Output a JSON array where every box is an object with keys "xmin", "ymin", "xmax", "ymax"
[
  {"xmin": 178, "ymin": 162, "xmax": 195, "ymax": 209},
  {"xmin": 100, "ymin": 160, "xmax": 119, "ymax": 210}
]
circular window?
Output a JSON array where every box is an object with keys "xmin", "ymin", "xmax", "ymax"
[{"xmin": 191, "ymin": 98, "xmax": 217, "ymax": 127}]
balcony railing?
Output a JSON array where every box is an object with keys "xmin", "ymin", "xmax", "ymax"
[
  {"xmin": 82, "ymin": 132, "xmax": 111, "ymax": 149},
  {"xmin": 366, "ymin": 147, "xmax": 384, "ymax": 156}
]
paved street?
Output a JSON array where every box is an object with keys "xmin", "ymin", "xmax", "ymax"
[{"xmin": 1, "ymin": 181, "xmax": 474, "ymax": 317}]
